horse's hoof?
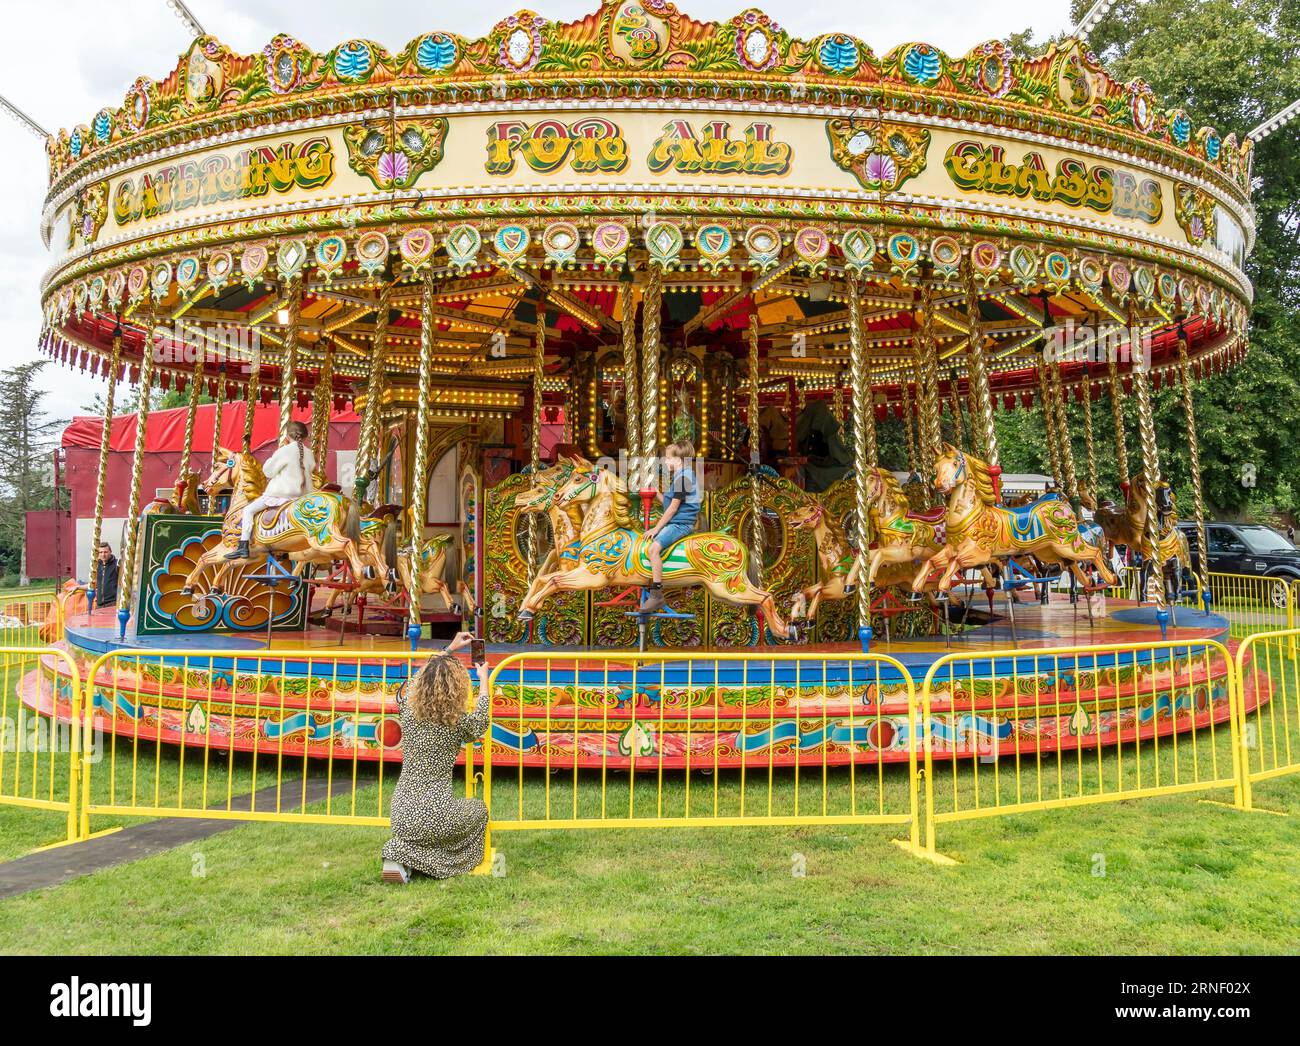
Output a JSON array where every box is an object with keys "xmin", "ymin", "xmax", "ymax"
[
  {"xmin": 518, "ymin": 610, "xmax": 535, "ymax": 622},
  {"xmin": 181, "ymin": 586, "xmax": 194, "ymax": 597}
]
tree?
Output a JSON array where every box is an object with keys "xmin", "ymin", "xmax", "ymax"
[{"xmin": 0, "ymin": 362, "xmax": 66, "ymax": 579}]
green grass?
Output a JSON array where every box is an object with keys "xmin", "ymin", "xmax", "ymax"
[{"xmin": 0, "ymin": 773, "xmax": 1296, "ymax": 955}]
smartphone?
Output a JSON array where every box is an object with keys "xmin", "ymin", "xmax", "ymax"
[{"xmin": 470, "ymin": 638, "xmax": 486, "ymax": 666}]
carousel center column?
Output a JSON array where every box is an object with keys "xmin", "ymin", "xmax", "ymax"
[{"xmin": 117, "ymin": 309, "xmax": 156, "ymax": 638}]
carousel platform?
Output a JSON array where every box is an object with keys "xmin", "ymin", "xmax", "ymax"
[{"xmin": 17, "ymin": 599, "xmax": 1266, "ymax": 771}]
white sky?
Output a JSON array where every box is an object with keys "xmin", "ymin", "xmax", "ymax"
[{"xmin": 0, "ymin": 0, "xmax": 1075, "ymax": 424}]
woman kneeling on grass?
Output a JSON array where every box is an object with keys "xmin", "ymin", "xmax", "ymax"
[{"xmin": 382, "ymin": 632, "xmax": 489, "ymax": 884}]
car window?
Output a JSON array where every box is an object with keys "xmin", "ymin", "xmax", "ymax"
[
  {"xmin": 1207, "ymin": 528, "xmax": 1243, "ymax": 554},
  {"xmin": 1237, "ymin": 525, "xmax": 1295, "ymax": 554}
]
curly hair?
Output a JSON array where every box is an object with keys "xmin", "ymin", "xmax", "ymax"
[{"xmin": 406, "ymin": 654, "xmax": 471, "ymax": 729}]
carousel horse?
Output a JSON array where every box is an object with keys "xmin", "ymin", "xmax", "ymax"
[
  {"xmin": 914, "ymin": 445, "xmax": 1117, "ymax": 593},
  {"xmin": 787, "ymin": 502, "xmax": 861, "ymax": 622},
  {"xmin": 181, "ymin": 448, "xmax": 367, "ymax": 596},
  {"xmin": 861, "ymin": 467, "xmax": 947, "ymax": 588},
  {"xmin": 517, "ymin": 464, "xmax": 790, "ymax": 639},
  {"xmin": 1093, "ymin": 476, "xmax": 1189, "ymax": 601},
  {"xmin": 143, "ymin": 473, "xmax": 202, "ymax": 516},
  {"xmin": 513, "ymin": 457, "xmax": 586, "ymax": 594},
  {"xmin": 320, "ymin": 509, "xmax": 402, "ymax": 614}
]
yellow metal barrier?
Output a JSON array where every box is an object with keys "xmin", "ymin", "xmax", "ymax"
[
  {"xmin": 0, "ymin": 646, "xmax": 83, "ymax": 844},
  {"xmin": 1191, "ymin": 571, "xmax": 1295, "ymax": 638},
  {"xmin": 920, "ymin": 638, "xmax": 1241, "ymax": 855},
  {"xmin": 78, "ymin": 649, "xmax": 451, "ymax": 832},
  {"xmin": 1232, "ymin": 627, "xmax": 1300, "ymax": 808},
  {"xmin": 0, "ymin": 591, "xmax": 61, "ymax": 647},
  {"xmin": 483, "ymin": 651, "xmax": 921, "ymax": 853}
]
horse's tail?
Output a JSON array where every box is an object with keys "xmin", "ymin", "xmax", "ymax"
[
  {"xmin": 343, "ymin": 500, "xmax": 361, "ymax": 547},
  {"xmin": 382, "ymin": 518, "xmax": 398, "ymax": 573}
]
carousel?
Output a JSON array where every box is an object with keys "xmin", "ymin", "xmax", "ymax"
[{"xmin": 26, "ymin": 2, "xmax": 1263, "ymax": 770}]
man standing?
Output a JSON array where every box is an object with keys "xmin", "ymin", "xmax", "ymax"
[
  {"xmin": 94, "ymin": 542, "xmax": 118, "ymax": 608},
  {"xmin": 225, "ymin": 421, "xmax": 316, "ymax": 560}
]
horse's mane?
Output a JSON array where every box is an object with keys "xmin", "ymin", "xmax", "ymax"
[
  {"xmin": 237, "ymin": 453, "xmax": 267, "ymax": 501},
  {"xmin": 954, "ymin": 447, "xmax": 997, "ymax": 506},
  {"xmin": 873, "ymin": 469, "xmax": 911, "ymax": 514},
  {"xmin": 600, "ymin": 470, "xmax": 637, "ymax": 528}
]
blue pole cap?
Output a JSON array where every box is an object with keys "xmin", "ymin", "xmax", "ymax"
[
  {"xmin": 1156, "ymin": 606, "xmax": 1171, "ymax": 640},
  {"xmin": 858, "ymin": 625, "xmax": 873, "ymax": 653},
  {"xmin": 406, "ymin": 622, "xmax": 421, "ymax": 651},
  {"xmin": 1201, "ymin": 589, "xmax": 1213, "ymax": 614},
  {"xmin": 116, "ymin": 606, "xmax": 130, "ymax": 639}
]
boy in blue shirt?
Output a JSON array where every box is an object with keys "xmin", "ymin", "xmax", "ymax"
[{"xmin": 641, "ymin": 440, "xmax": 702, "ymax": 614}]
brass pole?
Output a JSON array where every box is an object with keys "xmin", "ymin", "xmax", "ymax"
[
  {"xmin": 915, "ymin": 284, "xmax": 941, "ymax": 474},
  {"xmin": 89, "ymin": 331, "xmax": 122, "ymax": 604},
  {"xmin": 177, "ymin": 344, "xmax": 205, "ymax": 480},
  {"xmin": 747, "ymin": 310, "xmax": 764, "ymax": 586},
  {"xmin": 965, "ymin": 266, "xmax": 999, "ymax": 471},
  {"xmin": 900, "ymin": 374, "xmax": 917, "ymax": 474},
  {"xmin": 1177, "ymin": 332, "xmax": 1209, "ymax": 594},
  {"xmin": 407, "ymin": 274, "xmax": 436, "ymax": 643},
  {"xmin": 848, "ymin": 276, "xmax": 872, "ymax": 629},
  {"xmin": 311, "ymin": 338, "xmax": 335, "ymax": 476},
  {"xmin": 210, "ymin": 366, "xmax": 226, "ymax": 468},
  {"xmin": 528, "ymin": 313, "xmax": 546, "ymax": 581},
  {"xmin": 242, "ymin": 338, "xmax": 261, "ymax": 452},
  {"xmin": 619, "ymin": 281, "xmax": 640, "ymax": 479},
  {"xmin": 1131, "ymin": 320, "xmax": 1165, "ymax": 609},
  {"xmin": 277, "ymin": 278, "xmax": 302, "ymax": 445},
  {"xmin": 640, "ymin": 267, "xmax": 663, "ymax": 492},
  {"xmin": 356, "ymin": 279, "xmax": 395, "ymax": 497},
  {"xmin": 1050, "ymin": 361, "xmax": 1078, "ymax": 503},
  {"xmin": 116, "ymin": 310, "xmax": 156, "ymax": 633},
  {"xmin": 1108, "ymin": 350, "xmax": 1130, "ymax": 488},
  {"xmin": 1081, "ymin": 366, "xmax": 1097, "ymax": 505},
  {"xmin": 1038, "ymin": 359, "xmax": 1063, "ymax": 486}
]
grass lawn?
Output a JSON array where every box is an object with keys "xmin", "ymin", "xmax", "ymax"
[{"xmin": 0, "ymin": 764, "xmax": 1297, "ymax": 955}]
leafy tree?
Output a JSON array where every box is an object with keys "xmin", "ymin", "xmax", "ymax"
[{"xmin": 0, "ymin": 362, "xmax": 66, "ymax": 579}]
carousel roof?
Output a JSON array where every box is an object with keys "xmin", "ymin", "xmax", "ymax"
[{"xmin": 38, "ymin": 2, "xmax": 1256, "ymax": 418}]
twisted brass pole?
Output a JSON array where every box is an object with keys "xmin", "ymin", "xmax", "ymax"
[
  {"xmin": 849, "ymin": 276, "xmax": 872, "ymax": 629},
  {"xmin": 117, "ymin": 310, "xmax": 156, "ymax": 629},
  {"xmin": 1131, "ymin": 324, "xmax": 1165, "ymax": 609},
  {"xmin": 177, "ymin": 344, "xmax": 205, "ymax": 480},
  {"xmin": 89, "ymin": 331, "xmax": 122, "ymax": 597},
  {"xmin": 1081, "ymin": 367, "xmax": 1097, "ymax": 505},
  {"xmin": 948, "ymin": 373, "xmax": 965, "ymax": 448},
  {"xmin": 210, "ymin": 366, "xmax": 226, "ymax": 467},
  {"xmin": 640, "ymin": 267, "xmax": 663, "ymax": 492},
  {"xmin": 1037, "ymin": 359, "xmax": 1062, "ymax": 486},
  {"xmin": 311, "ymin": 339, "xmax": 335, "ymax": 474},
  {"xmin": 747, "ymin": 310, "xmax": 764, "ymax": 586},
  {"xmin": 1050, "ymin": 361, "xmax": 1078, "ymax": 503},
  {"xmin": 242, "ymin": 338, "xmax": 261, "ymax": 452},
  {"xmin": 528, "ymin": 313, "xmax": 546, "ymax": 581},
  {"xmin": 1178, "ymin": 333, "xmax": 1209, "ymax": 594},
  {"xmin": 900, "ymin": 373, "xmax": 917, "ymax": 474},
  {"xmin": 915, "ymin": 284, "xmax": 942, "ymax": 473},
  {"xmin": 277, "ymin": 277, "xmax": 302, "ymax": 445},
  {"xmin": 965, "ymin": 266, "xmax": 999, "ymax": 470},
  {"xmin": 408, "ymin": 274, "xmax": 436, "ymax": 641},
  {"xmin": 1108, "ymin": 351, "xmax": 1130, "ymax": 488},
  {"xmin": 356, "ymin": 279, "xmax": 394, "ymax": 495},
  {"xmin": 619, "ymin": 281, "xmax": 640, "ymax": 479}
]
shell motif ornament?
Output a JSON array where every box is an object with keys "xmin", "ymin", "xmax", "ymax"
[
  {"xmin": 344, "ymin": 118, "xmax": 449, "ymax": 192},
  {"xmin": 826, "ymin": 118, "xmax": 930, "ymax": 193},
  {"xmin": 1174, "ymin": 182, "xmax": 1217, "ymax": 247}
]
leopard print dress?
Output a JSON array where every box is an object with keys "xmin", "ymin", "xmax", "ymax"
[{"xmin": 382, "ymin": 682, "xmax": 490, "ymax": 878}]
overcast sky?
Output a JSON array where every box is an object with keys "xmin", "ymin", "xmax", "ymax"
[{"xmin": 0, "ymin": 0, "xmax": 1075, "ymax": 425}]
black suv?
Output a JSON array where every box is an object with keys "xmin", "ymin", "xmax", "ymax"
[{"xmin": 1179, "ymin": 522, "xmax": 1300, "ymax": 607}]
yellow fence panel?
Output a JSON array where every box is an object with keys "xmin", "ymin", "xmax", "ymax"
[
  {"xmin": 1233, "ymin": 627, "xmax": 1300, "ymax": 805},
  {"xmin": 920, "ymin": 638, "xmax": 1240, "ymax": 855},
  {"xmin": 483, "ymin": 651, "xmax": 920, "ymax": 849},
  {"xmin": 0, "ymin": 645, "xmax": 83, "ymax": 844},
  {"xmin": 0, "ymin": 591, "xmax": 62, "ymax": 647},
  {"xmin": 1189, "ymin": 572, "xmax": 1295, "ymax": 639},
  {"xmin": 78, "ymin": 649, "xmax": 454, "ymax": 832}
]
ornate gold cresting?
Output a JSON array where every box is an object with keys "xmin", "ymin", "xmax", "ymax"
[
  {"xmin": 277, "ymin": 277, "xmax": 302, "ymax": 445},
  {"xmin": 1177, "ymin": 330, "xmax": 1210, "ymax": 593},
  {"xmin": 89, "ymin": 329, "xmax": 122, "ymax": 596}
]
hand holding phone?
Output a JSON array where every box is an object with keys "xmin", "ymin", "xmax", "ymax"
[{"xmin": 470, "ymin": 638, "xmax": 486, "ymax": 666}]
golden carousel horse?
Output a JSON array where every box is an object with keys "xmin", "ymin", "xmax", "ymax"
[
  {"xmin": 862, "ymin": 467, "xmax": 947, "ymax": 588},
  {"xmin": 517, "ymin": 463, "xmax": 790, "ymax": 639},
  {"xmin": 513, "ymin": 457, "xmax": 586, "ymax": 600},
  {"xmin": 914, "ymin": 445, "xmax": 1117, "ymax": 593},
  {"xmin": 1093, "ymin": 474, "xmax": 1190, "ymax": 599},
  {"xmin": 787, "ymin": 502, "xmax": 861, "ymax": 622},
  {"xmin": 181, "ymin": 448, "xmax": 368, "ymax": 595},
  {"xmin": 143, "ymin": 473, "xmax": 202, "ymax": 516}
]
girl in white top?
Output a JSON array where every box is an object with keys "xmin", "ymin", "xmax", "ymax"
[{"xmin": 226, "ymin": 420, "xmax": 317, "ymax": 559}]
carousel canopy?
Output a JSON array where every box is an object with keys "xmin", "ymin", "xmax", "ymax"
[{"xmin": 38, "ymin": 1, "xmax": 1254, "ymax": 418}]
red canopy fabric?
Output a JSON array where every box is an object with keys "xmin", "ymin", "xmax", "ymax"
[{"xmin": 62, "ymin": 401, "xmax": 358, "ymax": 454}]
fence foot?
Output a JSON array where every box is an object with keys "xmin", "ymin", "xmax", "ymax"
[
  {"xmin": 891, "ymin": 838, "xmax": 959, "ymax": 866},
  {"xmin": 1198, "ymin": 799, "xmax": 1288, "ymax": 817},
  {"xmin": 29, "ymin": 826, "xmax": 123, "ymax": 855},
  {"xmin": 470, "ymin": 846, "xmax": 497, "ymax": 876}
]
